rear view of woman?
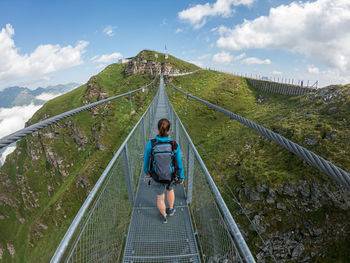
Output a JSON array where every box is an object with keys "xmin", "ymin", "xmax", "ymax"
[{"xmin": 143, "ymin": 118, "xmax": 184, "ymax": 223}]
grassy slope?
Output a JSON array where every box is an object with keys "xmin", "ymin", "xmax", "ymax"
[
  {"xmin": 0, "ymin": 62, "xmax": 157, "ymax": 262},
  {"xmin": 166, "ymin": 70, "xmax": 350, "ymax": 261}
]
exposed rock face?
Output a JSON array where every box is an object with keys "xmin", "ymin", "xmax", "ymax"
[
  {"xmin": 124, "ymin": 55, "xmax": 180, "ymax": 76},
  {"xmin": 235, "ymin": 181, "xmax": 350, "ymax": 262},
  {"xmin": 7, "ymin": 243, "xmax": 15, "ymax": 257},
  {"xmin": 83, "ymin": 76, "xmax": 110, "ymax": 105},
  {"xmin": 76, "ymin": 174, "xmax": 90, "ymax": 189},
  {"xmin": 314, "ymin": 87, "xmax": 342, "ymax": 102}
]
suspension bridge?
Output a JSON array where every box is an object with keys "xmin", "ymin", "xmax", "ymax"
[{"xmin": 0, "ymin": 74, "xmax": 349, "ymax": 262}]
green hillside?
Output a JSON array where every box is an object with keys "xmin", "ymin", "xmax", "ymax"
[
  {"xmin": 166, "ymin": 70, "xmax": 350, "ymax": 262},
  {"xmin": 0, "ymin": 54, "xmax": 158, "ymax": 262}
]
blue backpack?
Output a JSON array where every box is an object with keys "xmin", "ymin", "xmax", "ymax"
[{"xmin": 150, "ymin": 139, "xmax": 178, "ymax": 184}]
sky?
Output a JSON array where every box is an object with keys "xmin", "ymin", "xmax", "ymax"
[{"xmin": 1, "ymin": 0, "xmax": 350, "ymax": 90}]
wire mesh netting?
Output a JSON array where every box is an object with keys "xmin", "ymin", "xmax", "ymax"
[
  {"xmin": 126, "ymin": 123, "xmax": 144, "ymax": 192},
  {"xmin": 191, "ymin": 160, "xmax": 243, "ymax": 263},
  {"xmin": 66, "ymin": 156, "xmax": 130, "ymax": 263}
]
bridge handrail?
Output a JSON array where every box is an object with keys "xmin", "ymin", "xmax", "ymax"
[
  {"xmin": 166, "ymin": 79, "xmax": 350, "ymax": 190},
  {"xmin": 0, "ymin": 77, "xmax": 157, "ymax": 150},
  {"xmin": 50, "ymin": 82, "xmax": 159, "ymax": 263}
]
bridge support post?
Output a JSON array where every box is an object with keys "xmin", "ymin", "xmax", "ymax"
[
  {"xmin": 187, "ymin": 143, "xmax": 194, "ymax": 204},
  {"xmin": 122, "ymin": 145, "xmax": 134, "ymax": 206},
  {"xmin": 175, "ymin": 118, "xmax": 179, "ymax": 143},
  {"xmin": 171, "ymin": 109, "xmax": 175, "ymax": 138},
  {"xmin": 142, "ymin": 118, "xmax": 146, "ymax": 149},
  {"xmin": 148, "ymin": 108, "xmax": 152, "ymax": 137}
]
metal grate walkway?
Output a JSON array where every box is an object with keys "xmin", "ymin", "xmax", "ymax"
[{"xmin": 123, "ymin": 77, "xmax": 201, "ymax": 262}]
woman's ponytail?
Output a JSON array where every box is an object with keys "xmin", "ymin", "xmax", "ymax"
[{"xmin": 158, "ymin": 119, "xmax": 171, "ymax": 137}]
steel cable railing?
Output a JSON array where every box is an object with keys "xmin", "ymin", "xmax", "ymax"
[
  {"xmin": 50, "ymin": 85, "xmax": 160, "ymax": 263},
  {"xmin": 166, "ymin": 79, "xmax": 350, "ymax": 191},
  {"xmin": 163, "ymin": 86, "xmax": 256, "ymax": 263},
  {"xmin": 0, "ymin": 77, "xmax": 157, "ymax": 150}
]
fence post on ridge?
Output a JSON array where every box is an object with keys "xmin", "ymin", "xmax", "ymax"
[{"xmin": 122, "ymin": 145, "xmax": 134, "ymax": 206}]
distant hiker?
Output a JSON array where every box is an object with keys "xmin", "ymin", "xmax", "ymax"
[{"xmin": 143, "ymin": 118, "xmax": 184, "ymax": 224}]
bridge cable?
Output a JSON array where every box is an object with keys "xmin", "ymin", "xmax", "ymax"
[
  {"xmin": 166, "ymin": 78, "xmax": 350, "ymax": 191},
  {"xmin": 0, "ymin": 77, "xmax": 157, "ymax": 150}
]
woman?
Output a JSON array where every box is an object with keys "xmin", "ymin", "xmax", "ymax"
[{"xmin": 143, "ymin": 118, "xmax": 184, "ymax": 224}]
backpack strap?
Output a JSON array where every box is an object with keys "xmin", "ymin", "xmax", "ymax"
[
  {"xmin": 149, "ymin": 139, "xmax": 157, "ymax": 176},
  {"xmin": 150, "ymin": 139, "xmax": 157, "ymax": 149},
  {"xmin": 170, "ymin": 140, "xmax": 178, "ymax": 152},
  {"xmin": 170, "ymin": 141, "xmax": 179, "ymax": 178}
]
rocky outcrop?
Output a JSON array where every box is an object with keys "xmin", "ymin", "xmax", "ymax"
[
  {"xmin": 65, "ymin": 121, "xmax": 89, "ymax": 150},
  {"xmin": 6, "ymin": 243, "xmax": 15, "ymax": 258},
  {"xmin": 92, "ymin": 122, "xmax": 108, "ymax": 151},
  {"xmin": 124, "ymin": 55, "xmax": 182, "ymax": 76},
  {"xmin": 76, "ymin": 174, "xmax": 90, "ymax": 189},
  {"xmin": 233, "ymin": 181, "xmax": 350, "ymax": 262},
  {"xmin": 125, "ymin": 56, "xmax": 161, "ymax": 76}
]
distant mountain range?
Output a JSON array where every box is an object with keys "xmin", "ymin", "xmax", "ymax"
[{"xmin": 0, "ymin": 83, "xmax": 80, "ymax": 108}]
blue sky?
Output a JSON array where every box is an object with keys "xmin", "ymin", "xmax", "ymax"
[{"xmin": 1, "ymin": 0, "xmax": 350, "ymax": 90}]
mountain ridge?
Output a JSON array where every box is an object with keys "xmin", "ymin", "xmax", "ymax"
[{"xmin": 0, "ymin": 83, "xmax": 80, "ymax": 108}]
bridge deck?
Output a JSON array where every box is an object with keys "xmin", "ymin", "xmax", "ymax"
[{"xmin": 123, "ymin": 78, "xmax": 200, "ymax": 262}]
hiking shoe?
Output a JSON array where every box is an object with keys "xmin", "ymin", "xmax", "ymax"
[
  {"xmin": 167, "ymin": 208, "xmax": 176, "ymax": 217},
  {"xmin": 161, "ymin": 215, "xmax": 168, "ymax": 224}
]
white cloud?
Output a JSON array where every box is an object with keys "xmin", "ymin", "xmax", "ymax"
[
  {"xmin": 96, "ymin": 64, "xmax": 107, "ymax": 70},
  {"xmin": 198, "ymin": 54, "xmax": 212, "ymax": 60},
  {"xmin": 91, "ymin": 52, "xmax": 123, "ymax": 63},
  {"xmin": 15, "ymin": 76, "xmax": 51, "ymax": 88},
  {"xmin": 0, "ymin": 145, "xmax": 16, "ymax": 165},
  {"xmin": 176, "ymin": 28, "xmax": 183, "ymax": 34},
  {"xmin": 103, "ymin": 25, "xmax": 116, "ymax": 37},
  {"xmin": 233, "ymin": 52, "xmax": 246, "ymax": 61},
  {"xmin": 213, "ymin": 51, "xmax": 233, "ymax": 64},
  {"xmin": 179, "ymin": 0, "xmax": 255, "ymax": 29},
  {"xmin": 271, "ymin": 70, "xmax": 282, "ymax": 75},
  {"xmin": 241, "ymin": 57, "xmax": 271, "ymax": 65},
  {"xmin": 90, "ymin": 55, "xmax": 99, "ymax": 61},
  {"xmin": 189, "ymin": 60, "xmax": 204, "ymax": 67},
  {"xmin": 318, "ymin": 69, "xmax": 350, "ymax": 86},
  {"xmin": 216, "ymin": 0, "xmax": 350, "ymax": 74},
  {"xmin": 308, "ymin": 65, "xmax": 320, "ymax": 74},
  {"xmin": 35, "ymin": 92, "xmax": 63, "ymax": 101},
  {"xmin": 0, "ymin": 24, "xmax": 88, "ymax": 84},
  {"xmin": 0, "ymin": 104, "xmax": 42, "ymax": 139}
]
